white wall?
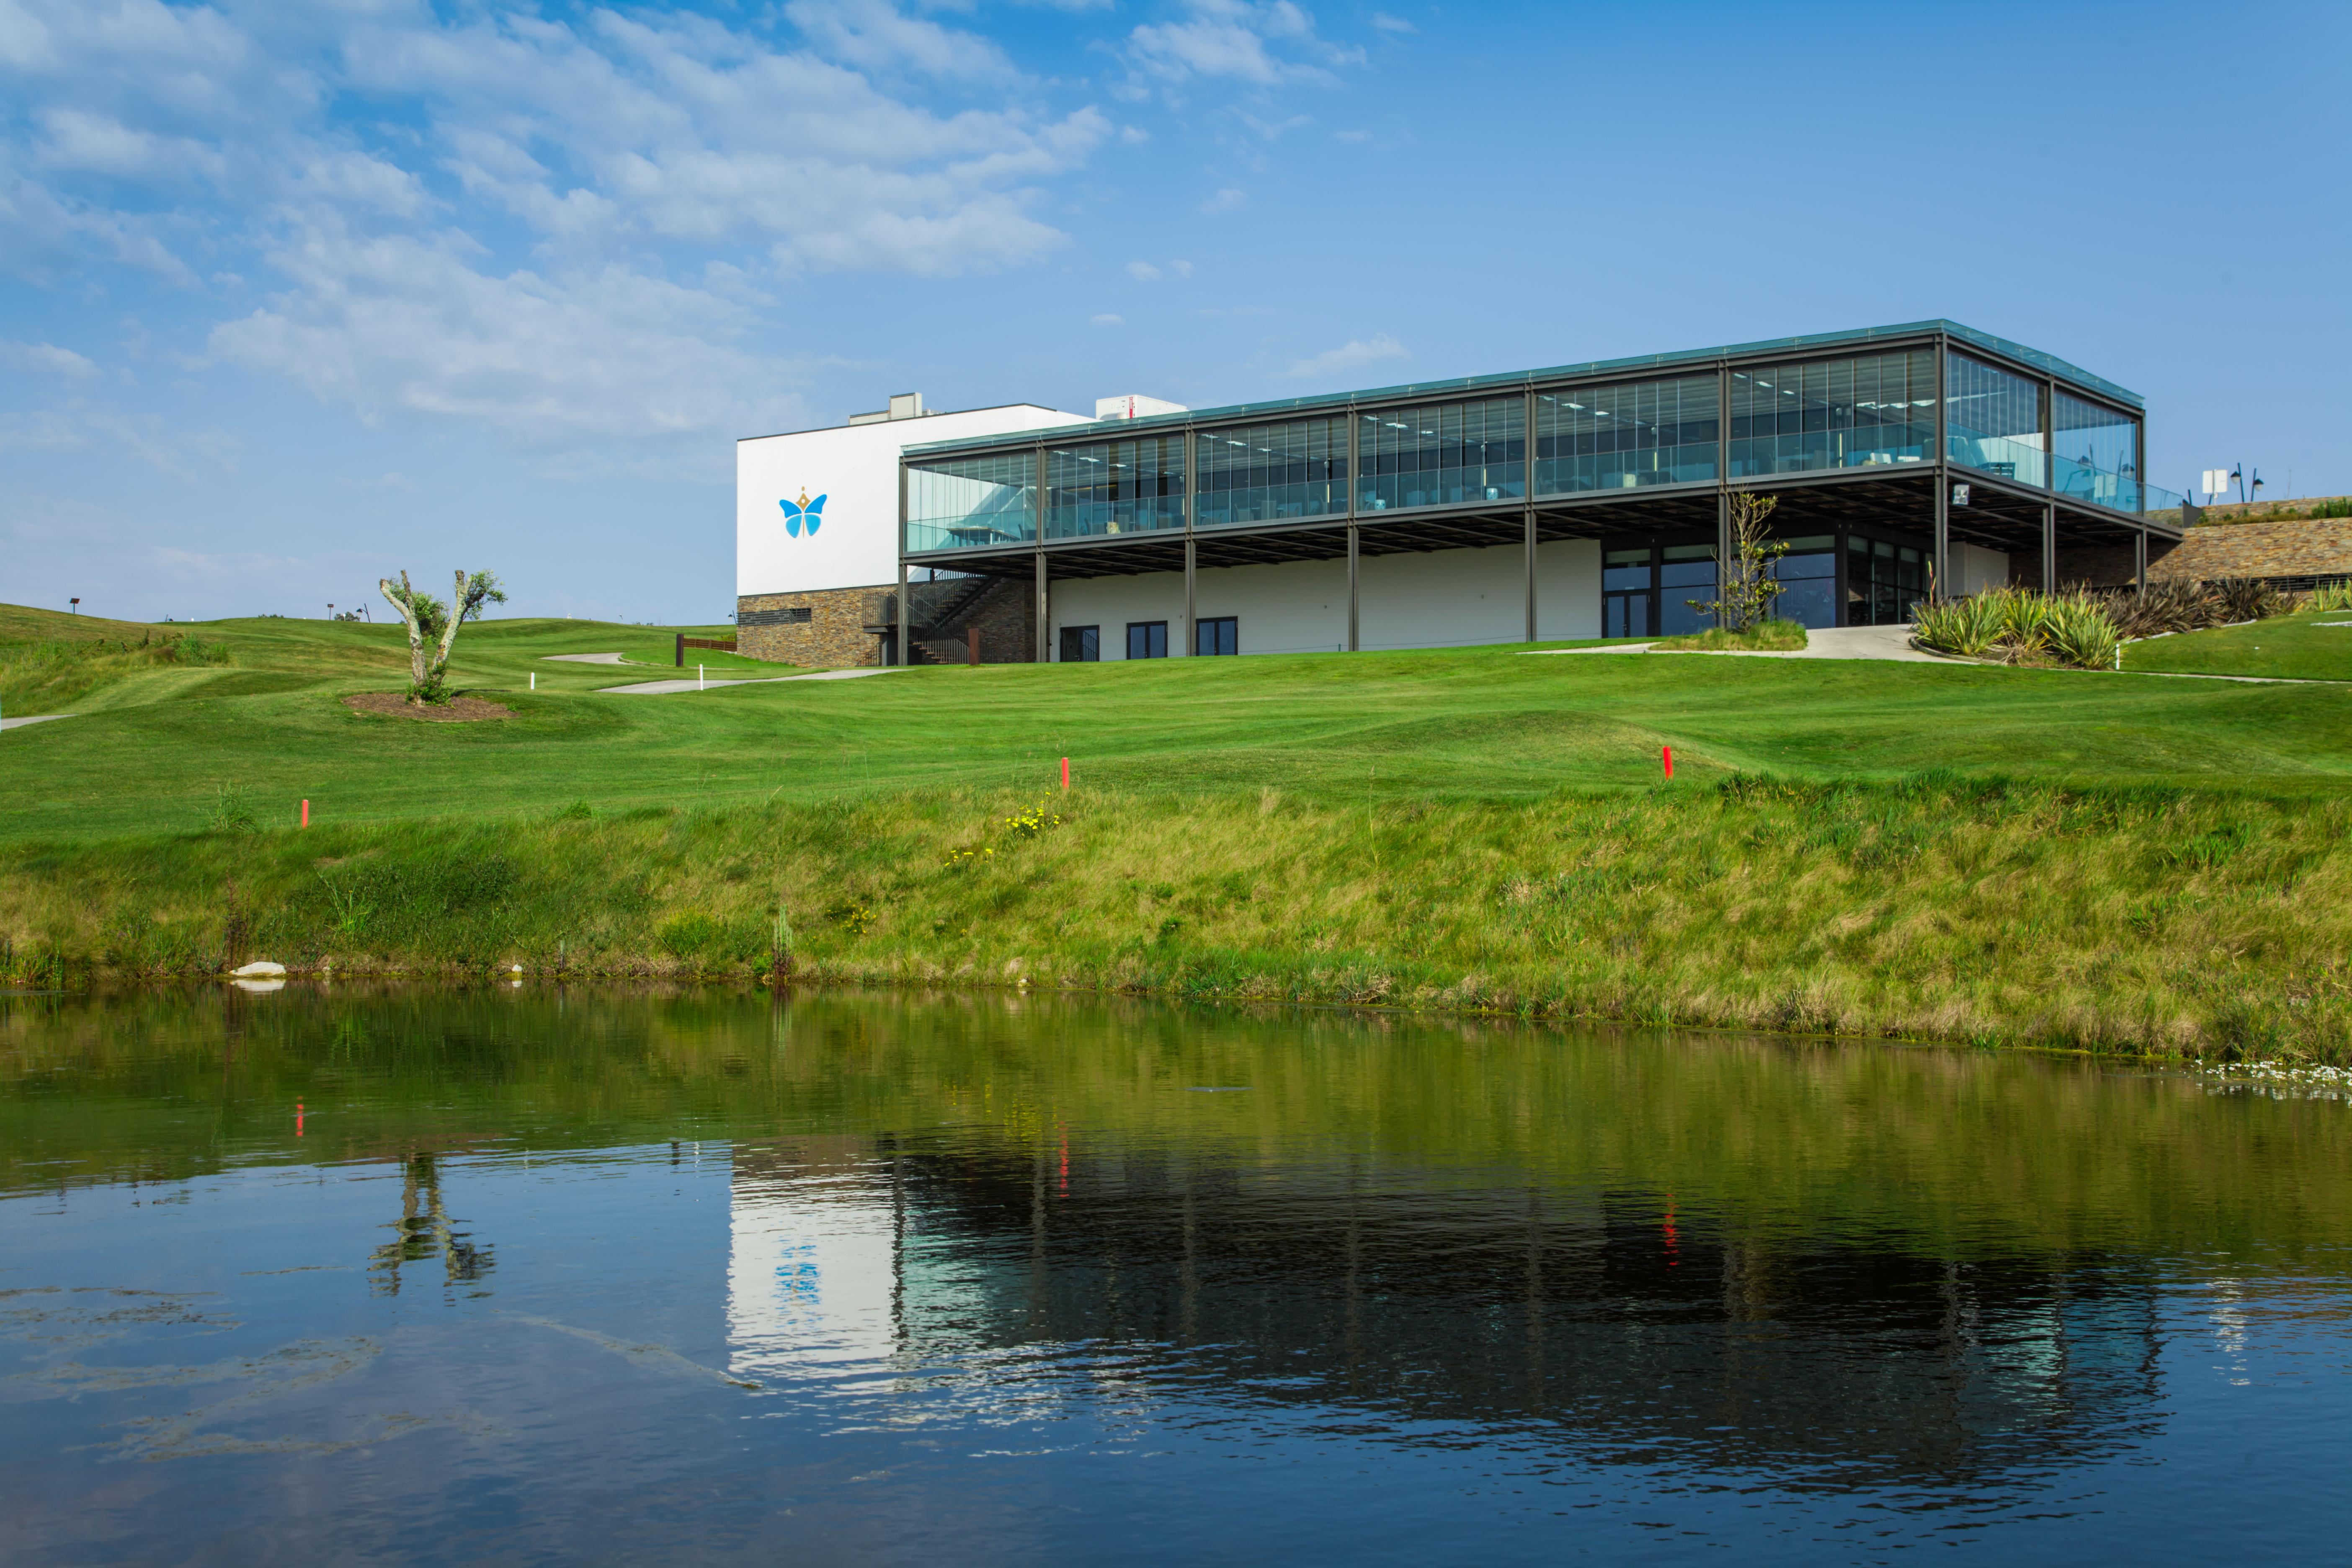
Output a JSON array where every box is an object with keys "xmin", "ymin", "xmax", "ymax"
[
  {"xmin": 1955, "ymin": 541, "xmax": 2011, "ymax": 596},
  {"xmin": 1047, "ymin": 539, "xmax": 1602, "ymax": 658},
  {"xmin": 736, "ymin": 403, "xmax": 1087, "ymax": 598}
]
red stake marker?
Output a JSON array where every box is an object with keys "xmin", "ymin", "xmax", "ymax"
[
  {"xmin": 1061, "ymin": 756, "xmax": 1070, "ymax": 791},
  {"xmin": 300, "ymin": 798, "xmax": 310, "ymax": 828},
  {"xmin": 1662, "ymin": 745, "xmax": 1674, "ymax": 780},
  {"xmin": 295, "ymin": 1101, "xmax": 305, "ymax": 1138}
]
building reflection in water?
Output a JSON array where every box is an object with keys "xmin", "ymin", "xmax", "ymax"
[
  {"xmin": 368, "ymin": 1152, "xmax": 496, "ymax": 1298},
  {"xmin": 726, "ymin": 1135, "xmax": 2160, "ymax": 1483}
]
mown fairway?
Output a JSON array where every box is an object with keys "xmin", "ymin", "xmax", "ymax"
[{"xmin": 3, "ymin": 603, "xmax": 2352, "ymax": 844}]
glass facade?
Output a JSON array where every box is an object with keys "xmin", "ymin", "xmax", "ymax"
[
  {"xmin": 1194, "ymin": 617, "xmax": 1238, "ymax": 655},
  {"xmin": 1773, "ymin": 536, "xmax": 1837, "ymax": 629},
  {"xmin": 1127, "ymin": 621, "xmax": 1168, "ymax": 659},
  {"xmin": 1047, "ymin": 436, "xmax": 1185, "ymax": 541},
  {"xmin": 1944, "ymin": 353, "xmax": 2047, "ymax": 487},
  {"xmin": 1535, "ymin": 374, "xmax": 1718, "ymax": 494},
  {"xmin": 1195, "ymin": 418, "xmax": 1348, "ymax": 528},
  {"xmin": 1060, "ymin": 625, "xmax": 1099, "ymax": 662},
  {"xmin": 1847, "ymin": 534, "xmax": 1926, "ymax": 626},
  {"xmin": 907, "ymin": 452, "xmax": 1035, "ymax": 552},
  {"xmin": 1357, "ymin": 397, "xmax": 1524, "ymax": 513},
  {"xmin": 1659, "ymin": 545, "xmax": 1716, "ymax": 636},
  {"xmin": 1730, "ymin": 351, "xmax": 1935, "ymax": 478},
  {"xmin": 1602, "ymin": 548, "xmax": 1652, "ymax": 638},
  {"xmin": 2052, "ymin": 390, "xmax": 2141, "ymax": 512}
]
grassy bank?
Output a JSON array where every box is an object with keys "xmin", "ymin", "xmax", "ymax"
[{"xmin": 6, "ymin": 774, "xmax": 2349, "ymax": 1063}]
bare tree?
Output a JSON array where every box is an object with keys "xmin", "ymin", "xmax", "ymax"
[
  {"xmin": 1688, "ymin": 491, "xmax": 1787, "ymax": 632},
  {"xmin": 379, "ymin": 569, "xmax": 506, "ymax": 704}
]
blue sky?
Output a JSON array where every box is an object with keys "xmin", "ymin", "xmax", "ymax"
[{"xmin": 3, "ymin": 0, "xmax": 2347, "ymax": 624}]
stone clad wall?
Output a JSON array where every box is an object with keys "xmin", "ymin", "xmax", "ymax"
[
  {"xmin": 2151, "ymin": 519, "xmax": 2352, "ymax": 583},
  {"xmin": 736, "ymin": 586, "xmax": 887, "ymax": 666}
]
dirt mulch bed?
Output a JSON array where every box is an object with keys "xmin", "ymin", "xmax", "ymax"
[{"xmin": 343, "ymin": 692, "xmax": 514, "ymax": 722}]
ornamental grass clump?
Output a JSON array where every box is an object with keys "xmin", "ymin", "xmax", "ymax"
[{"xmin": 1914, "ymin": 585, "xmax": 2120, "ymax": 669}]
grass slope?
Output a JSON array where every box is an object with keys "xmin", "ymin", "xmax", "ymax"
[
  {"xmin": 3, "ymin": 602, "xmax": 2350, "ymax": 1060},
  {"xmin": 2124, "ymin": 609, "xmax": 2352, "ymax": 682}
]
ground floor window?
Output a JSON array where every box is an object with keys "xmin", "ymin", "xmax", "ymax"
[
  {"xmin": 1060, "ymin": 625, "xmax": 1099, "ymax": 662},
  {"xmin": 1774, "ymin": 536, "xmax": 1838, "ymax": 628},
  {"xmin": 1194, "ymin": 616, "xmax": 1238, "ymax": 655},
  {"xmin": 1658, "ymin": 544, "xmax": 1717, "ymax": 636},
  {"xmin": 1847, "ymin": 534, "xmax": 1926, "ymax": 626},
  {"xmin": 1127, "ymin": 621, "xmax": 1168, "ymax": 659},
  {"xmin": 1603, "ymin": 548, "xmax": 1653, "ymax": 638}
]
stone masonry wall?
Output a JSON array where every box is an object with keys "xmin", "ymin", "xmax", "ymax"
[
  {"xmin": 2151, "ymin": 518, "xmax": 2352, "ymax": 583},
  {"xmin": 736, "ymin": 585, "xmax": 888, "ymax": 667}
]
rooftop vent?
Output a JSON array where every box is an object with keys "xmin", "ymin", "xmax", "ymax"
[
  {"xmin": 1096, "ymin": 394, "xmax": 1187, "ymax": 421},
  {"xmin": 848, "ymin": 391, "xmax": 928, "ymax": 426}
]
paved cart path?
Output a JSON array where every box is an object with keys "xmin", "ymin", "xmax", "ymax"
[
  {"xmin": 598, "ymin": 668, "xmax": 907, "ymax": 695},
  {"xmin": 1, "ymin": 713, "xmax": 72, "ymax": 732},
  {"xmin": 542, "ymin": 652, "xmax": 634, "ymax": 664},
  {"xmin": 1525, "ymin": 625, "xmax": 1955, "ymax": 663}
]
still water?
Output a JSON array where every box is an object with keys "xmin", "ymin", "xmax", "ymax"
[{"xmin": 3, "ymin": 987, "xmax": 2349, "ymax": 1564}]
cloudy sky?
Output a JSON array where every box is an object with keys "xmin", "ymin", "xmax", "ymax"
[{"xmin": 4, "ymin": 0, "xmax": 2347, "ymax": 623}]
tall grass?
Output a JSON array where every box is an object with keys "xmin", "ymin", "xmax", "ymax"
[
  {"xmin": 1913, "ymin": 585, "xmax": 2120, "ymax": 669},
  {"xmin": 0, "ymin": 633, "xmax": 230, "ymax": 710},
  {"xmin": 7, "ymin": 777, "xmax": 2350, "ymax": 1064}
]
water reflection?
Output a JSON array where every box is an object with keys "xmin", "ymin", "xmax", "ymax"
[{"xmin": 3, "ymin": 986, "xmax": 2351, "ymax": 1564}]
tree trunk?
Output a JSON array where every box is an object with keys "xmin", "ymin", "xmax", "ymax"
[
  {"xmin": 380, "ymin": 571, "xmax": 431, "ymax": 698},
  {"xmin": 430, "ymin": 569, "xmax": 466, "ymax": 682}
]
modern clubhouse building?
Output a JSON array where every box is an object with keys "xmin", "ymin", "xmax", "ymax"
[{"xmin": 734, "ymin": 321, "xmax": 2182, "ymax": 666}]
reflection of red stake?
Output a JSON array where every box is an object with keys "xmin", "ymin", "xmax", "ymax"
[
  {"xmin": 1059, "ymin": 1125, "xmax": 1069, "ymax": 1194},
  {"xmin": 296, "ymin": 1101, "xmax": 305, "ymax": 1138},
  {"xmin": 1662, "ymin": 745, "xmax": 1674, "ymax": 780},
  {"xmin": 1662, "ymin": 1197, "xmax": 1678, "ymax": 1266}
]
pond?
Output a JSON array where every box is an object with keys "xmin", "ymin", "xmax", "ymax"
[{"xmin": 4, "ymin": 987, "xmax": 2349, "ymax": 1564}]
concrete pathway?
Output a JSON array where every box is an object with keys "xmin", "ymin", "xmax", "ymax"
[
  {"xmin": 1521, "ymin": 624, "xmax": 1959, "ymax": 664},
  {"xmin": 0, "ymin": 714, "xmax": 72, "ymax": 732},
  {"xmin": 598, "ymin": 667, "xmax": 907, "ymax": 696},
  {"xmin": 542, "ymin": 652, "xmax": 634, "ymax": 664}
]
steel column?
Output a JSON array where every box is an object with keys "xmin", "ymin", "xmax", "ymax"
[
  {"xmin": 1182, "ymin": 428, "xmax": 1197, "ymax": 656},
  {"xmin": 1184, "ymin": 535, "xmax": 1197, "ymax": 656},
  {"xmin": 1346, "ymin": 525, "xmax": 1359, "ymax": 652},
  {"xmin": 1033, "ymin": 445, "xmax": 1050, "ymax": 661},
  {"xmin": 1718, "ymin": 363, "xmax": 1733, "ymax": 629},
  {"xmin": 2136, "ymin": 525, "xmax": 2148, "ymax": 595},
  {"xmin": 1932, "ymin": 336, "xmax": 1950, "ymax": 598},
  {"xmin": 2041, "ymin": 501, "xmax": 2057, "ymax": 593},
  {"xmin": 895, "ymin": 459, "xmax": 910, "ymax": 666},
  {"xmin": 1522, "ymin": 389, "xmax": 1539, "ymax": 642}
]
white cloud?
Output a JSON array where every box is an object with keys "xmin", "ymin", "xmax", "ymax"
[
  {"xmin": 1089, "ymin": 313, "xmax": 1123, "ymax": 326},
  {"xmin": 207, "ymin": 222, "xmax": 798, "ymax": 477},
  {"xmin": 1168, "ymin": 258, "xmax": 1194, "ymax": 278},
  {"xmin": 1123, "ymin": 0, "xmax": 1362, "ymax": 97},
  {"xmin": 1199, "ymin": 186, "xmax": 1247, "ymax": 213},
  {"xmin": 1127, "ymin": 259, "xmax": 1161, "ymax": 281},
  {"xmin": 1, "ymin": 339, "xmax": 101, "ymax": 378},
  {"xmin": 1282, "ymin": 333, "xmax": 1408, "ymax": 379},
  {"xmin": 1372, "ymin": 12, "xmax": 1416, "ymax": 33},
  {"xmin": 0, "ymin": 405, "xmax": 236, "ymax": 480},
  {"xmin": 784, "ymin": 0, "xmax": 1021, "ymax": 84}
]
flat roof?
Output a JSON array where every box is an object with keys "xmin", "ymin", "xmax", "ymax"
[
  {"xmin": 737, "ymin": 401, "xmax": 1073, "ymax": 444},
  {"xmin": 903, "ymin": 320, "xmax": 2140, "ymax": 457}
]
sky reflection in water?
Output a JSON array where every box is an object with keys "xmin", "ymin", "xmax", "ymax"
[{"xmin": 3, "ymin": 987, "xmax": 2350, "ymax": 1564}]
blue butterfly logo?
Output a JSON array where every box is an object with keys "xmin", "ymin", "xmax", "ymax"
[{"xmin": 780, "ymin": 489, "xmax": 827, "ymax": 538}]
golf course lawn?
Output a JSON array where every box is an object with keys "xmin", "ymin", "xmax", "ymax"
[{"xmin": 4, "ymin": 603, "xmax": 2350, "ymax": 1063}]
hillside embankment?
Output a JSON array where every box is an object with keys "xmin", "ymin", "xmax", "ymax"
[{"xmin": 5, "ymin": 777, "xmax": 2347, "ymax": 1065}]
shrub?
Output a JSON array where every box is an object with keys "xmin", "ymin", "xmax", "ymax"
[
  {"xmin": 1653, "ymin": 619, "xmax": 1809, "ymax": 652},
  {"xmin": 2308, "ymin": 583, "xmax": 2352, "ymax": 613},
  {"xmin": 1914, "ymin": 585, "xmax": 2120, "ymax": 670}
]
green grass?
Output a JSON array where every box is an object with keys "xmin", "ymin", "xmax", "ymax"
[
  {"xmin": 1651, "ymin": 619, "xmax": 1809, "ymax": 652},
  {"xmin": 2124, "ymin": 608, "xmax": 2352, "ymax": 682},
  {"xmin": 5, "ymin": 600, "xmax": 2352, "ymax": 1061}
]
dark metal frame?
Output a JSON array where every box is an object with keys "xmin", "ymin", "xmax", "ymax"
[{"xmin": 899, "ymin": 324, "xmax": 2165, "ymax": 650}]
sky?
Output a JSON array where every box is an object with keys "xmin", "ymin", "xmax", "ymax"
[{"xmin": 3, "ymin": 0, "xmax": 2347, "ymax": 625}]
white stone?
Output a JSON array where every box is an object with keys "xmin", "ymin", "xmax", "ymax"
[{"xmin": 231, "ymin": 960, "xmax": 287, "ymax": 977}]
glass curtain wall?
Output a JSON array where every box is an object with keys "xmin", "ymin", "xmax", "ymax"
[
  {"xmin": 1602, "ymin": 549, "xmax": 1653, "ymax": 638},
  {"xmin": 907, "ymin": 452, "xmax": 1037, "ymax": 552},
  {"xmin": 1195, "ymin": 417, "xmax": 1349, "ymax": 528},
  {"xmin": 1944, "ymin": 355, "xmax": 2047, "ymax": 487},
  {"xmin": 1534, "ymin": 374, "xmax": 1718, "ymax": 494},
  {"xmin": 1659, "ymin": 545, "xmax": 1717, "ymax": 635},
  {"xmin": 1773, "ymin": 536, "xmax": 1837, "ymax": 627},
  {"xmin": 1846, "ymin": 534, "xmax": 1927, "ymax": 626},
  {"xmin": 1729, "ymin": 351, "xmax": 1936, "ymax": 478},
  {"xmin": 2052, "ymin": 391, "xmax": 2142, "ymax": 512},
  {"xmin": 1046, "ymin": 436, "xmax": 1186, "ymax": 541},
  {"xmin": 1357, "ymin": 397, "xmax": 1524, "ymax": 512}
]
